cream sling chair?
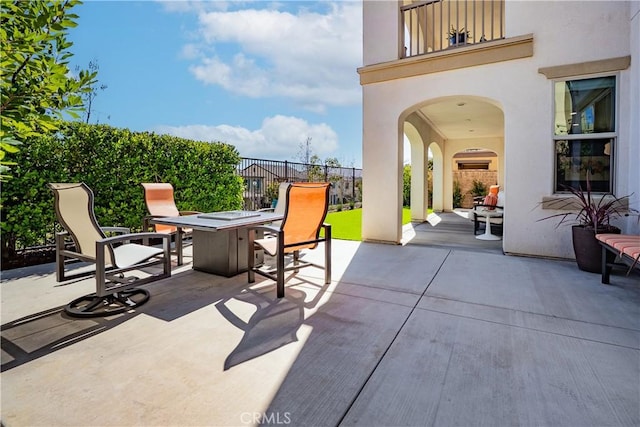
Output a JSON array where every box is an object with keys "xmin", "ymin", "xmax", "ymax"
[
  {"xmin": 50, "ymin": 183, "xmax": 171, "ymax": 317},
  {"xmin": 258, "ymin": 182, "xmax": 291, "ymax": 229}
]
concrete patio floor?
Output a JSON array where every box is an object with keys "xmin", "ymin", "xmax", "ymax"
[{"xmin": 1, "ymin": 216, "xmax": 639, "ymax": 426}]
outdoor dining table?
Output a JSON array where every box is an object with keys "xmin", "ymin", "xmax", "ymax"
[
  {"xmin": 475, "ymin": 209, "xmax": 503, "ymax": 241},
  {"xmin": 150, "ymin": 211, "xmax": 283, "ymax": 277}
]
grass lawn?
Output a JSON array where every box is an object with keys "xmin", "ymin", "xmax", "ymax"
[{"xmin": 323, "ymin": 208, "xmax": 412, "ymax": 241}]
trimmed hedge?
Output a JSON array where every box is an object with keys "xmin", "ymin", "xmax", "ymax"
[{"xmin": 1, "ymin": 122, "xmax": 244, "ymax": 262}]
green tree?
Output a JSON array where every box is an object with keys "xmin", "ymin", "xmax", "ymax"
[
  {"xmin": 307, "ymin": 154, "xmax": 324, "ymax": 181},
  {"xmin": 76, "ymin": 58, "xmax": 108, "ymax": 124},
  {"xmin": 0, "ymin": 0, "xmax": 96, "ymax": 180},
  {"xmin": 427, "ymin": 159, "xmax": 433, "ymax": 206},
  {"xmin": 470, "ymin": 179, "xmax": 488, "ymax": 198},
  {"xmin": 324, "ymin": 157, "xmax": 340, "ymax": 168},
  {"xmin": 453, "ymin": 180, "xmax": 463, "ymax": 208},
  {"xmin": 403, "ymin": 164, "xmax": 411, "ymax": 206},
  {"xmin": 296, "ymin": 136, "xmax": 314, "ymax": 164}
]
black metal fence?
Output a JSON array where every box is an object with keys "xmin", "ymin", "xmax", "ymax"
[
  {"xmin": 6, "ymin": 157, "xmax": 362, "ymax": 266},
  {"xmin": 238, "ymin": 158, "xmax": 363, "ymax": 211}
]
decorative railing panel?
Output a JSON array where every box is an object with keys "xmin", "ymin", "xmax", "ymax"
[{"xmin": 402, "ymin": 0, "xmax": 504, "ymax": 58}]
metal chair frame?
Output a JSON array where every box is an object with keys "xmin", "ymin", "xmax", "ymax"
[
  {"xmin": 247, "ymin": 183, "xmax": 332, "ymax": 298},
  {"xmin": 50, "ymin": 183, "xmax": 171, "ymax": 317}
]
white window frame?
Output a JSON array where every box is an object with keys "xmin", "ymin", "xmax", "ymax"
[{"xmin": 552, "ymin": 73, "xmax": 618, "ymax": 194}]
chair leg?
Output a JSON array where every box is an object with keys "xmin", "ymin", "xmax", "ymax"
[
  {"xmin": 248, "ymin": 229, "xmax": 255, "ymax": 283},
  {"xmin": 293, "ymin": 250, "xmax": 300, "ymax": 273},
  {"xmin": 163, "ymin": 237, "xmax": 171, "ymax": 276},
  {"xmin": 276, "ymin": 232, "xmax": 285, "ymax": 298},
  {"xmin": 601, "ymin": 245, "xmax": 611, "ymax": 285},
  {"xmin": 276, "ymin": 250, "xmax": 285, "ymax": 298},
  {"xmin": 55, "ymin": 233, "xmax": 66, "ymax": 282},
  {"xmin": 176, "ymin": 227, "xmax": 183, "ymax": 266},
  {"xmin": 96, "ymin": 241, "xmax": 107, "ymax": 297},
  {"xmin": 325, "ymin": 226, "xmax": 332, "ymax": 284}
]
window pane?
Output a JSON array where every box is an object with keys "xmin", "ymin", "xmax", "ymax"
[
  {"xmin": 555, "ymin": 139, "xmax": 613, "ymax": 192},
  {"xmin": 554, "ymin": 76, "xmax": 615, "ymax": 135}
]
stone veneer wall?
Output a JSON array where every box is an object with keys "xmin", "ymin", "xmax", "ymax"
[{"xmin": 452, "ymin": 170, "xmax": 498, "ymax": 208}]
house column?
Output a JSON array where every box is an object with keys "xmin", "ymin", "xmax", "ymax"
[
  {"xmin": 410, "ymin": 140, "xmax": 428, "ymax": 221},
  {"xmin": 404, "ymin": 120, "xmax": 428, "ymax": 221},
  {"xmin": 431, "ymin": 143, "xmax": 444, "ymax": 212},
  {"xmin": 362, "ymin": 88, "xmax": 403, "ymax": 244}
]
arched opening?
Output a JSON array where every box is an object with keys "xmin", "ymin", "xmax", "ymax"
[
  {"xmin": 452, "ymin": 148, "xmax": 500, "ymax": 209},
  {"xmin": 403, "ymin": 121, "xmax": 428, "ymax": 221},
  {"xmin": 399, "ymin": 95, "xmax": 504, "ymax": 246}
]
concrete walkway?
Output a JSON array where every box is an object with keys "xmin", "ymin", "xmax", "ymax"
[{"xmin": 1, "ymin": 223, "xmax": 639, "ymax": 426}]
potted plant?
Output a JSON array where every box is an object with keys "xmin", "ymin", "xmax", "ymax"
[
  {"xmin": 448, "ymin": 26, "xmax": 471, "ymax": 46},
  {"xmin": 470, "ymin": 179, "xmax": 488, "ymax": 205},
  {"xmin": 539, "ymin": 173, "xmax": 632, "ymax": 273}
]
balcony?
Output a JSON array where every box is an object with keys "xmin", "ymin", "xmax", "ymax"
[{"xmin": 402, "ymin": 0, "xmax": 505, "ymax": 58}]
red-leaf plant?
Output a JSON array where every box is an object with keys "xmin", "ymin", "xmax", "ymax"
[{"xmin": 538, "ymin": 173, "xmax": 634, "ymax": 232}]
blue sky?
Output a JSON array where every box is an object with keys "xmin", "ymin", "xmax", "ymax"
[{"xmin": 68, "ymin": 0, "xmax": 363, "ymax": 166}]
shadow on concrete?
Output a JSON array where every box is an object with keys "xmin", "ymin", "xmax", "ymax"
[{"xmin": 403, "ymin": 210, "xmax": 503, "ymax": 255}]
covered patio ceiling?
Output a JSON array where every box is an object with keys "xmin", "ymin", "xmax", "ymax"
[{"xmin": 418, "ymin": 97, "xmax": 504, "ymax": 140}]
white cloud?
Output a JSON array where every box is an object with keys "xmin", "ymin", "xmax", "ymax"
[
  {"xmin": 179, "ymin": 43, "xmax": 201, "ymax": 60},
  {"xmin": 154, "ymin": 115, "xmax": 338, "ymax": 160},
  {"xmin": 185, "ymin": 2, "xmax": 362, "ymax": 112},
  {"xmin": 158, "ymin": 0, "xmax": 231, "ymax": 14}
]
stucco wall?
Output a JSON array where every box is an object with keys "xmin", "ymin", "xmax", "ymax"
[
  {"xmin": 362, "ymin": 0, "xmax": 399, "ymax": 66},
  {"xmin": 626, "ymin": 1, "xmax": 640, "ymax": 235},
  {"xmin": 361, "ymin": 1, "xmax": 637, "ymax": 258}
]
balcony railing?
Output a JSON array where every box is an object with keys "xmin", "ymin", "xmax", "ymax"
[{"xmin": 401, "ymin": 0, "xmax": 504, "ymax": 58}]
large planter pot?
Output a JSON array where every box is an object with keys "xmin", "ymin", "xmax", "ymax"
[{"xmin": 572, "ymin": 225, "xmax": 620, "ymax": 273}]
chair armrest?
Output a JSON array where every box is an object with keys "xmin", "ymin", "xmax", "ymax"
[
  {"xmin": 55, "ymin": 231, "xmax": 74, "ymax": 252},
  {"xmin": 474, "ymin": 203, "xmax": 503, "ymax": 210},
  {"xmin": 142, "ymin": 215, "xmax": 168, "ymax": 231},
  {"xmin": 473, "ymin": 204, "xmax": 504, "ymax": 213},
  {"xmin": 248, "ymin": 224, "xmax": 281, "ymax": 234},
  {"xmin": 97, "ymin": 232, "xmax": 171, "ymax": 246},
  {"xmin": 321, "ymin": 223, "xmax": 332, "ymax": 239},
  {"xmin": 258, "ymin": 207, "xmax": 275, "ymax": 213},
  {"xmin": 179, "ymin": 211, "xmax": 201, "ymax": 216},
  {"xmin": 101, "ymin": 226, "xmax": 131, "ymax": 235},
  {"xmin": 473, "ymin": 205, "xmax": 504, "ymax": 222}
]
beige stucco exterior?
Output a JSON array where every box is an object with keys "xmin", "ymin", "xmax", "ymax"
[{"xmin": 359, "ymin": 0, "xmax": 639, "ymax": 259}]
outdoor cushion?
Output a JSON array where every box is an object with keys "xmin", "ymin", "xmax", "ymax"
[
  {"xmin": 596, "ymin": 234, "xmax": 640, "ymax": 259},
  {"xmin": 483, "ymin": 193, "xmax": 498, "ymax": 210},
  {"xmin": 595, "ymin": 233, "xmax": 640, "ymax": 284}
]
